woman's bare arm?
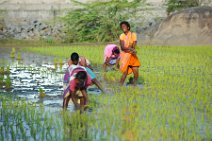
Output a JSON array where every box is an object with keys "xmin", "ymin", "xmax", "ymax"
[
  {"xmin": 120, "ymin": 40, "xmax": 131, "ymax": 52},
  {"xmin": 120, "ymin": 40, "xmax": 136, "ymax": 54},
  {"xmin": 116, "ymin": 58, "xmax": 120, "ymax": 68},
  {"xmin": 104, "ymin": 57, "xmax": 113, "ymax": 66},
  {"xmin": 132, "ymin": 41, "xmax": 137, "ymax": 49}
]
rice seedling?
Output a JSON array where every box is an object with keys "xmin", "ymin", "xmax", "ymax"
[
  {"xmin": 10, "ymin": 48, "xmax": 16, "ymax": 58},
  {"xmin": 0, "ymin": 45, "xmax": 210, "ymax": 140},
  {"xmin": 53, "ymin": 58, "xmax": 58, "ymax": 69},
  {"xmin": 58, "ymin": 58, "xmax": 64, "ymax": 70},
  {"xmin": 16, "ymin": 52, "xmax": 23, "ymax": 61},
  {"xmin": 5, "ymin": 66, "xmax": 10, "ymax": 74},
  {"xmin": 4, "ymin": 76, "xmax": 12, "ymax": 91},
  {"xmin": 0, "ymin": 67, "xmax": 4, "ymax": 74},
  {"xmin": 0, "ymin": 94, "xmax": 68, "ymax": 141},
  {"xmin": 38, "ymin": 88, "xmax": 46, "ymax": 98}
]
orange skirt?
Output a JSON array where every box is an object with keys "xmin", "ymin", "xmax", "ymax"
[{"xmin": 119, "ymin": 52, "xmax": 141, "ymax": 75}]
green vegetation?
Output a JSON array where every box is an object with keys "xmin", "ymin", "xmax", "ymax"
[
  {"xmin": 0, "ymin": 67, "xmax": 4, "ymax": 74},
  {"xmin": 63, "ymin": 0, "xmax": 145, "ymax": 42},
  {"xmin": 0, "ymin": 94, "xmax": 65, "ymax": 141},
  {"xmin": 16, "ymin": 52, "xmax": 23, "ymax": 61},
  {"xmin": 166, "ymin": 0, "xmax": 201, "ymax": 14},
  {"xmin": 0, "ymin": 39, "xmax": 66, "ymax": 48},
  {"xmin": 21, "ymin": 45, "xmax": 212, "ymax": 140},
  {"xmin": 38, "ymin": 88, "xmax": 46, "ymax": 98},
  {"xmin": 0, "ymin": 66, "xmax": 11, "ymax": 90},
  {"xmin": 53, "ymin": 58, "xmax": 64, "ymax": 70},
  {"xmin": 10, "ymin": 48, "xmax": 16, "ymax": 58},
  {"xmin": 4, "ymin": 76, "xmax": 11, "ymax": 91},
  {"xmin": 0, "ymin": 45, "xmax": 211, "ymax": 140},
  {"xmin": 23, "ymin": 45, "xmax": 104, "ymax": 66},
  {"xmin": 6, "ymin": 66, "xmax": 10, "ymax": 74},
  {"xmin": 0, "ymin": 75, "xmax": 3, "ymax": 87}
]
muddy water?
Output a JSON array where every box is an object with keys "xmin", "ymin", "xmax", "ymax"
[{"xmin": 0, "ymin": 47, "xmax": 102, "ymax": 111}]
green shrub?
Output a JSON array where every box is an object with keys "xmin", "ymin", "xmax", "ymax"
[
  {"xmin": 166, "ymin": 0, "xmax": 200, "ymax": 14},
  {"xmin": 63, "ymin": 0, "xmax": 145, "ymax": 42}
]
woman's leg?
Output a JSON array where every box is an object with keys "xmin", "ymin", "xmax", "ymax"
[
  {"xmin": 131, "ymin": 67, "xmax": 139, "ymax": 85},
  {"xmin": 63, "ymin": 96, "xmax": 71, "ymax": 109},
  {"xmin": 79, "ymin": 97, "xmax": 85, "ymax": 106},
  {"xmin": 120, "ymin": 67, "xmax": 129, "ymax": 85},
  {"xmin": 81, "ymin": 90, "xmax": 88, "ymax": 105}
]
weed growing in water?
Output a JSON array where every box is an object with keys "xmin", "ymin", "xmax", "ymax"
[
  {"xmin": 0, "ymin": 75, "xmax": 4, "ymax": 88},
  {"xmin": 38, "ymin": 88, "xmax": 46, "ymax": 98},
  {"xmin": 5, "ymin": 66, "xmax": 10, "ymax": 74},
  {"xmin": 5, "ymin": 76, "xmax": 11, "ymax": 91},
  {"xmin": 0, "ymin": 67, "xmax": 4, "ymax": 74},
  {"xmin": 16, "ymin": 52, "xmax": 23, "ymax": 61},
  {"xmin": 10, "ymin": 48, "xmax": 16, "ymax": 58}
]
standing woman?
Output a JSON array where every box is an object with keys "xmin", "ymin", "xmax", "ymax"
[{"xmin": 119, "ymin": 21, "xmax": 141, "ymax": 85}]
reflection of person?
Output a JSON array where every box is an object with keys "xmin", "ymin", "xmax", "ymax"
[
  {"xmin": 103, "ymin": 44, "xmax": 120, "ymax": 71},
  {"xmin": 68, "ymin": 53, "xmax": 105, "ymax": 93},
  {"xmin": 119, "ymin": 21, "xmax": 141, "ymax": 85}
]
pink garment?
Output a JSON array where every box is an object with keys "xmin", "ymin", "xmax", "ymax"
[
  {"xmin": 69, "ymin": 68, "xmax": 92, "ymax": 92},
  {"xmin": 104, "ymin": 44, "xmax": 117, "ymax": 62}
]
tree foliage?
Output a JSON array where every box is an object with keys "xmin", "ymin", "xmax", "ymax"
[
  {"xmin": 63, "ymin": 0, "xmax": 145, "ymax": 42},
  {"xmin": 166, "ymin": 0, "xmax": 201, "ymax": 14}
]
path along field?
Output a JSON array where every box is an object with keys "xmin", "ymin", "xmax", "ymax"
[{"xmin": 1, "ymin": 45, "xmax": 211, "ymax": 141}]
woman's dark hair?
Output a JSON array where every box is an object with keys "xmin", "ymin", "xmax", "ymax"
[
  {"xmin": 75, "ymin": 71, "xmax": 87, "ymax": 89},
  {"xmin": 71, "ymin": 52, "xmax": 79, "ymax": 62},
  {"xmin": 112, "ymin": 47, "xmax": 120, "ymax": 54},
  {"xmin": 76, "ymin": 71, "xmax": 87, "ymax": 81},
  {"xmin": 120, "ymin": 21, "xmax": 131, "ymax": 30}
]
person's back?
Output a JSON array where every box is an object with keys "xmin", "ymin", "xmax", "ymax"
[
  {"xmin": 79, "ymin": 56, "xmax": 91, "ymax": 68},
  {"xmin": 67, "ymin": 52, "xmax": 105, "ymax": 93},
  {"xmin": 63, "ymin": 64, "xmax": 92, "ymax": 109},
  {"xmin": 63, "ymin": 64, "xmax": 86, "ymax": 98},
  {"xmin": 103, "ymin": 44, "xmax": 120, "ymax": 71},
  {"xmin": 104, "ymin": 44, "xmax": 117, "ymax": 62}
]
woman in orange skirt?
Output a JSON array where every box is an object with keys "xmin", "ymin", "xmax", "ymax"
[{"xmin": 119, "ymin": 21, "xmax": 141, "ymax": 85}]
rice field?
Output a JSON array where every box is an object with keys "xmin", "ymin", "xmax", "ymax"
[{"xmin": 0, "ymin": 45, "xmax": 211, "ymax": 140}]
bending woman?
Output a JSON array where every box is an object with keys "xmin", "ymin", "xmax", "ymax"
[
  {"xmin": 103, "ymin": 44, "xmax": 120, "ymax": 71},
  {"xmin": 119, "ymin": 21, "xmax": 141, "ymax": 85}
]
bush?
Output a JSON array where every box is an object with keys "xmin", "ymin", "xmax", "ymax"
[
  {"xmin": 63, "ymin": 0, "xmax": 145, "ymax": 42},
  {"xmin": 166, "ymin": 0, "xmax": 200, "ymax": 14}
]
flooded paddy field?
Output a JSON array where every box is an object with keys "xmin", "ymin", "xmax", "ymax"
[
  {"xmin": 0, "ymin": 46, "xmax": 211, "ymax": 141},
  {"xmin": 0, "ymin": 47, "xmax": 102, "ymax": 111}
]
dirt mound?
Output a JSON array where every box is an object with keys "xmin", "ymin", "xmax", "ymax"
[{"xmin": 152, "ymin": 7, "xmax": 212, "ymax": 46}]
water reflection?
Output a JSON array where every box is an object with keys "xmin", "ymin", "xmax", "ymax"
[{"xmin": 0, "ymin": 47, "xmax": 102, "ymax": 112}]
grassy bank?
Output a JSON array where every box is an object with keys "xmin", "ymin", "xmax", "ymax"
[{"xmin": 0, "ymin": 39, "xmax": 111, "ymax": 48}]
